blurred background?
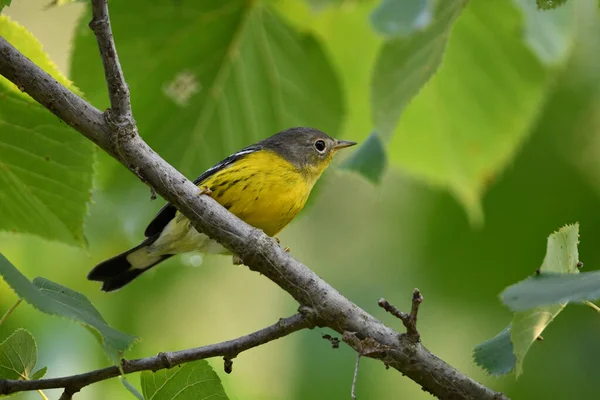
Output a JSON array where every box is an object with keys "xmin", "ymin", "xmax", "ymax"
[{"xmin": 2, "ymin": 0, "xmax": 600, "ymax": 399}]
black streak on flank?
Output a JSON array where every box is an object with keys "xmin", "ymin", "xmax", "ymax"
[
  {"xmin": 243, "ymin": 183, "xmax": 250, "ymax": 191},
  {"xmin": 224, "ymin": 202, "xmax": 233, "ymax": 210},
  {"xmin": 225, "ymin": 179, "xmax": 242, "ymax": 191}
]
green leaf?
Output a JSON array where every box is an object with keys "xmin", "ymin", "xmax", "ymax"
[
  {"xmin": 515, "ymin": 0, "xmax": 576, "ymax": 65},
  {"xmin": 0, "ymin": 254, "xmax": 137, "ymax": 363},
  {"xmin": 31, "ymin": 366, "xmax": 48, "ymax": 380},
  {"xmin": 71, "ymin": 0, "xmax": 344, "ymax": 193},
  {"xmin": 537, "ymin": 0, "xmax": 568, "ymax": 10},
  {"xmin": 0, "ymin": 16, "xmax": 93, "ymax": 246},
  {"xmin": 502, "ymin": 272, "xmax": 600, "ymax": 311},
  {"xmin": 371, "ymin": 0, "xmax": 466, "ymax": 138},
  {"xmin": 370, "ymin": 0, "xmax": 433, "ymax": 37},
  {"xmin": 0, "ymin": 329, "xmax": 38, "ymax": 380},
  {"xmin": 473, "ymin": 224, "xmax": 580, "ymax": 377},
  {"xmin": 473, "ymin": 327, "xmax": 516, "ymax": 376},
  {"xmin": 340, "ymin": 131, "xmax": 386, "ymax": 183},
  {"xmin": 382, "ymin": 0, "xmax": 551, "ymax": 223},
  {"xmin": 140, "ymin": 360, "xmax": 229, "ymax": 400},
  {"xmin": 0, "ymin": 0, "xmax": 11, "ymax": 11}
]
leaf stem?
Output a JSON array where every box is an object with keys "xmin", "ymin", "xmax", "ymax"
[
  {"xmin": 0, "ymin": 298, "xmax": 22, "ymax": 326},
  {"xmin": 37, "ymin": 389, "xmax": 49, "ymax": 400},
  {"xmin": 585, "ymin": 301, "xmax": 600, "ymax": 313}
]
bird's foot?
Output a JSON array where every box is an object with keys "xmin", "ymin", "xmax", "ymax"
[{"xmin": 198, "ymin": 185, "xmax": 212, "ymax": 196}]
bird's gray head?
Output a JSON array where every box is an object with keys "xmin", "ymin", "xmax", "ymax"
[{"xmin": 259, "ymin": 127, "xmax": 356, "ymax": 174}]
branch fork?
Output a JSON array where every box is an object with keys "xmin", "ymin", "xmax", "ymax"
[{"xmin": 379, "ymin": 289, "xmax": 423, "ymax": 341}]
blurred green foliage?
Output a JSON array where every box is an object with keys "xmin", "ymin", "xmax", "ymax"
[{"xmin": 1, "ymin": 0, "xmax": 600, "ymax": 399}]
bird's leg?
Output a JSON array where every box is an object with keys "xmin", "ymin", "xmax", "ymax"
[
  {"xmin": 197, "ymin": 185, "xmax": 212, "ymax": 196},
  {"xmin": 273, "ymin": 237, "xmax": 291, "ymax": 253}
]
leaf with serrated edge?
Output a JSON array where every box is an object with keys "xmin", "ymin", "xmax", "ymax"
[
  {"xmin": 0, "ymin": 254, "xmax": 137, "ymax": 363},
  {"xmin": 141, "ymin": 360, "xmax": 229, "ymax": 400},
  {"xmin": 71, "ymin": 1, "xmax": 344, "ymax": 195},
  {"xmin": 0, "ymin": 16, "xmax": 93, "ymax": 246},
  {"xmin": 510, "ymin": 223, "xmax": 579, "ymax": 376},
  {"xmin": 474, "ymin": 224, "xmax": 580, "ymax": 376},
  {"xmin": 31, "ymin": 366, "xmax": 47, "ymax": 380},
  {"xmin": 0, "ymin": 329, "xmax": 37, "ymax": 380},
  {"xmin": 473, "ymin": 327, "xmax": 516, "ymax": 376},
  {"xmin": 502, "ymin": 271, "xmax": 600, "ymax": 310}
]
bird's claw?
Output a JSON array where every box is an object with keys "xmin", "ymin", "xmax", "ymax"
[{"xmin": 198, "ymin": 185, "xmax": 212, "ymax": 196}]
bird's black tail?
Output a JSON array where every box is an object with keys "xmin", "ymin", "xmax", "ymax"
[{"xmin": 87, "ymin": 237, "xmax": 173, "ymax": 292}]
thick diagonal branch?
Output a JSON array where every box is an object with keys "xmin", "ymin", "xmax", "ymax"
[
  {"xmin": 0, "ymin": 15, "xmax": 507, "ymax": 400},
  {"xmin": 0, "ymin": 313, "xmax": 311, "ymax": 396}
]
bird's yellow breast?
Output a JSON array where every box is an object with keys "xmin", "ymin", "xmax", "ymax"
[{"xmin": 200, "ymin": 150, "xmax": 315, "ymax": 237}]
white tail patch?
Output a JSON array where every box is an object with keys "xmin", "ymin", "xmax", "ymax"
[{"xmin": 126, "ymin": 246, "xmax": 162, "ymax": 270}]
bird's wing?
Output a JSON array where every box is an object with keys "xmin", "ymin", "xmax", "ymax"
[{"xmin": 143, "ymin": 145, "xmax": 262, "ymax": 238}]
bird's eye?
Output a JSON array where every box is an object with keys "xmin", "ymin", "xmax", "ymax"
[{"xmin": 314, "ymin": 140, "xmax": 326, "ymax": 153}]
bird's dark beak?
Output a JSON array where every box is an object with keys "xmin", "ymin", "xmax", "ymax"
[{"xmin": 333, "ymin": 139, "xmax": 357, "ymax": 150}]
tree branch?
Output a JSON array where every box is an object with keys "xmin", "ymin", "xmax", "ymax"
[
  {"xmin": 0, "ymin": 313, "xmax": 312, "ymax": 396},
  {"xmin": 0, "ymin": 3, "xmax": 508, "ymax": 398},
  {"xmin": 89, "ymin": 0, "xmax": 132, "ymax": 120}
]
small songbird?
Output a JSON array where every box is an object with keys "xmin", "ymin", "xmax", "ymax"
[{"xmin": 87, "ymin": 127, "xmax": 356, "ymax": 291}]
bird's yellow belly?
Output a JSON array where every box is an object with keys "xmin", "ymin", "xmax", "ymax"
[{"xmin": 203, "ymin": 151, "xmax": 312, "ymax": 237}]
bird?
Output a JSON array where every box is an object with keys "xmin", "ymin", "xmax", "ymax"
[{"xmin": 87, "ymin": 127, "xmax": 357, "ymax": 292}]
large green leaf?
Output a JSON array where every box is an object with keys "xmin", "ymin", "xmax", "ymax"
[
  {"xmin": 0, "ymin": 329, "xmax": 38, "ymax": 381},
  {"xmin": 140, "ymin": 360, "xmax": 229, "ymax": 400},
  {"xmin": 0, "ymin": 16, "xmax": 93, "ymax": 246},
  {"xmin": 371, "ymin": 0, "xmax": 466, "ymax": 138},
  {"xmin": 0, "ymin": 254, "xmax": 137, "ymax": 363},
  {"xmin": 474, "ymin": 224, "xmax": 580, "ymax": 377},
  {"xmin": 71, "ymin": 0, "xmax": 344, "ymax": 193},
  {"xmin": 383, "ymin": 0, "xmax": 552, "ymax": 223},
  {"xmin": 0, "ymin": 0, "xmax": 11, "ymax": 11},
  {"xmin": 344, "ymin": 1, "xmax": 465, "ymax": 183}
]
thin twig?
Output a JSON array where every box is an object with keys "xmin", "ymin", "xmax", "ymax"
[
  {"xmin": 378, "ymin": 289, "xmax": 423, "ymax": 341},
  {"xmin": 36, "ymin": 389, "xmax": 48, "ymax": 400},
  {"xmin": 89, "ymin": 0, "xmax": 132, "ymax": 120},
  {"xmin": 0, "ymin": 299, "xmax": 22, "ymax": 326},
  {"xmin": 0, "ymin": 314, "xmax": 311, "ymax": 396},
  {"xmin": 351, "ymin": 354, "xmax": 361, "ymax": 400}
]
